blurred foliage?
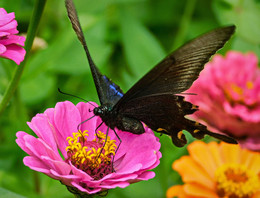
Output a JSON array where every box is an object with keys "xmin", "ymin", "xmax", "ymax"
[{"xmin": 0, "ymin": 0, "xmax": 259, "ymax": 197}]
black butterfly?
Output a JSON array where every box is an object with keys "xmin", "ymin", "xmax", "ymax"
[{"xmin": 65, "ymin": 0, "xmax": 237, "ymax": 147}]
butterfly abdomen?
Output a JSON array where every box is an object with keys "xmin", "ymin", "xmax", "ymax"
[{"xmin": 119, "ymin": 116, "xmax": 145, "ymax": 134}]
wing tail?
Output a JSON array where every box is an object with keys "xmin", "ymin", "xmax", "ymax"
[{"xmin": 169, "ymin": 119, "xmax": 237, "ymax": 147}]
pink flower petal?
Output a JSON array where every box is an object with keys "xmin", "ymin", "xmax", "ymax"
[
  {"xmin": 0, "ymin": 34, "xmax": 25, "ymax": 46},
  {"xmin": 0, "ymin": 20, "xmax": 18, "ymax": 34},
  {"xmin": 16, "ymin": 101, "xmax": 161, "ymax": 195},
  {"xmin": 23, "ymin": 156, "xmax": 53, "ymax": 175},
  {"xmin": 23, "ymin": 134, "xmax": 62, "ymax": 162},
  {"xmin": 135, "ymin": 171, "xmax": 155, "ymax": 181},
  {"xmin": 0, "ymin": 8, "xmax": 25, "ymax": 64},
  {"xmin": 0, "ymin": 12, "xmax": 15, "ymax": 26},
  {"xmin": 186, "ymin": 51, "xmax": 260, "ymax": 151},
  {"xmin": 76, "ymin": 102, "xmax": 99, "ymax": 140},
  {"xmin": 0, "ymin": 8, "xmax": 7, "ymax": 15},
  {"xmin": 54, "ymin": 101, "xmax": 81, "ymax": 153},
  {"xmin": 71, "ymin": 182, "xmax": 102, "ymax": 194},
  {"xmin": 0, "ymin": 44, "xmax": 26, "ymax": 64},
  {"xmin": 0, "ymin": 43, "xmax": 6, "ymax": 53},
  {"xmin": 16, "ymin": 132, "xmax": 37, "ymax": 156},
  {"xmin": 27, "ymin": 115, "xmax": 59, "ymax": 155}
]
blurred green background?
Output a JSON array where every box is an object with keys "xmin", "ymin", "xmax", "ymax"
[{"xmin": 0, "ymin": 0, "xmax": 259, "ymax": 197}]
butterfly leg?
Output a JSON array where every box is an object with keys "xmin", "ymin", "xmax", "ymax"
[
  {"xmin": 95, "ymin": 125, "xmax": 108, "ymax": 166},
  {"xmin": 95, "ymin": 127, "xmax": 119, "ymax": 173},
  {"xmin": 111, "ymin": 128, "xmax": 122, "ymax": 172},
  {"xmin": 95, "ymin": 121, "xmax": 104, "ymax": 139}
]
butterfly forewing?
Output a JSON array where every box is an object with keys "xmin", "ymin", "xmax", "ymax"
[
  {"xmin": 113, "ymin": 26, "xmax": 236, "ymax": 146},
  {"xmin": 115, "ymin": 26, "xmax": 235, "ymax": 104},
  {"xmin": 65, "ymin": 0, "xmax": 124, "ymax": 106}
]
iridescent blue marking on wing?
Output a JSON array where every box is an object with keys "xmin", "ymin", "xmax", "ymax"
[{"xmin": 101, "ymin": 76, "xmax": 124, "ymax": 106}]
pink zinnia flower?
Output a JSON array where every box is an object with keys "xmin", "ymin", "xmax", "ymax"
[
  {"xmin": 186, "ymin": 51, "xmax": 260, "ymax": 151},
  {"xmin": 0, "ymin": 8, "xmax": 25, "ymax": 65},
  {"xmin": 16, "ymin": 101, "xmax": 161, "ymax": 195}
]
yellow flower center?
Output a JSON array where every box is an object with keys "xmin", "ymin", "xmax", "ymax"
[
  {"xmin": 224, "ymin": 81, "xmax": 256, "ymax": 108},
  {"xmin": 246, "ymin": 81, "xmax": 254, "ymax": 90},
  {"xmin": 66, "ymin": 130, "xmax": 117, "ymax": 180},
  {"xmin": 215, "ymin": 163, "xmax": 260, "ymax": 198}
]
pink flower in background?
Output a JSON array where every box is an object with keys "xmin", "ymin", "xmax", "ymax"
[
  {"xmin": 16, "ymin": 101, "xmax": 161, "ymax": 195},
  {"xmin": 0, "ymin": 8, "xmax": 25, "ymax": 65},
  {"xmin": 186, "ymin": 51, "xmax": 260, "ymax": 151}
]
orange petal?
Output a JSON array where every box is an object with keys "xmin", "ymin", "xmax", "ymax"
[
  {"xmin": 220, "ymin": 142, "xmax": 241, "ymax": 163},
  {"xmin": 184, "ymin": 183, "xmax": 218, "ymax": 198},
  {"xmin": 166, "ymin": 185, "xmax": 191, "ymax": 198},
  {"xmin": 247, "ymin": 151, "xmax": 260, "ymax": 174},
  {"xmin": 187, "ymin": 141, "xmax": 218, "ymax": 179},
  {"xmin": 252, "ymin": 190, "xmax": 260, "ymax": 198},
  {"xmin": 239, "ymin": 147, "xmax": 260, "ymax": 176},
  {"xmin": 173, "ymin": 156, "xmax": 215, "ymax": 190},
  {"xmin": 241, "ymin": 148, "xmax": 256, "ymax": 167},
  {"xmin": 208, "ymin": 141, "xmax": 224, "ymax": 167}
]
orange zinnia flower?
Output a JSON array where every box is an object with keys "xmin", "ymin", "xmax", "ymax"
[{"xmin": 167, "ymin": 141, "xmax": 260, "ymax": 198}]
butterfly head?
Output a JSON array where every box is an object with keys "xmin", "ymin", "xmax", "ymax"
[{"xmin": 94, "ymin": 105, "xmax": 112, "ymax": 117}]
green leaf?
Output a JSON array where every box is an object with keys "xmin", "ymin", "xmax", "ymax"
[
  {"xmin": 232, "ymin": 37, "xmax": 260, "ymax": 57},
  {"xmin": 20, "ymin": 73, "xmax": 55, "ymax": 105},
  {"xmin": 0, "ymin": 187, "xmax": 26, "ymax": 198},
  {"xmin": 47, "ymin": 20, "xmax": 113, "ymax": 75},
  {"xmin": 119, "ymin": 9, "xmax": 166, "ymax": 80},
  {"xmin": 213, "ymin": 0, "xmax": 260, "ymax": 44}
]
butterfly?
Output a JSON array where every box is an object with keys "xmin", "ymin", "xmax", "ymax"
[{"xmin": 65, "ymin": 0, "xmax": 237, "ymax": 147}]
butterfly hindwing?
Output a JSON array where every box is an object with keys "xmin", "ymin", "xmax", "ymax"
[{"xmin": 117, "ymin": 93, "xmax": 237, "ymax": 146}]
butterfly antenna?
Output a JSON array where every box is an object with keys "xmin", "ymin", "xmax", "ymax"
[
  {"xmin": 180, "ymin": 92, "xmax": 197, "ymax": 95},
  {"xmin": 58, "ymin": 88, "xmax": 97, "ymax": 108},
  {"xmin": 65, "ymin": 0, "xmax": 104, "ymax": 102}
]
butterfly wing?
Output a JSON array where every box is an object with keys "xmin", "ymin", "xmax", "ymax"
[
  {"xmin": 65, "ymin": 0, "xmax": 124, "ymax": 106},
  {"xmin": 66, "ymin": 0, "xmax": 236, "ymax": 146},
  {"xmin": 116, "ymin": 26, "xmax": 235, "ymax": 103},
  {"xmin": 114, "ymin": 26, "xmax": 236, "ymax": 146},
  {"xmin": 117, "ymin": 94, "xmax": 237, "ymax": 146},
  {"xmin": 100, "ymin": 76, "xmax": 124, "ymax": 105}
]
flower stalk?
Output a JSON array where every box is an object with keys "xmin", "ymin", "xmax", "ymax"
[{"xmin": 0, "ymin": 0, "xmax": 47, "ymax": 116}]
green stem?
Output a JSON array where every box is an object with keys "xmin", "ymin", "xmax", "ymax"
[
  {"xmin": 0, "ymin": 0, "xmax": 47, "ymax": 116},
  {"xmin": 172, "ymin": 0, "xmax": 196, "ymax": 49},
  {"xmin": 33, "ymin": 171, "xmax": 41, "ymax": 194}
]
